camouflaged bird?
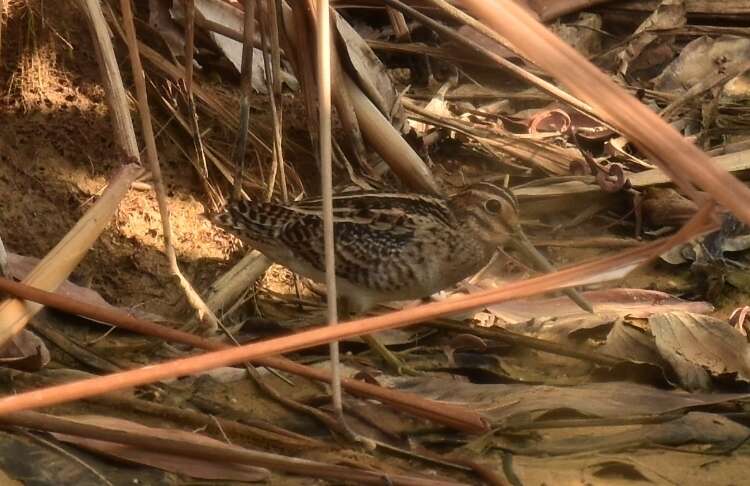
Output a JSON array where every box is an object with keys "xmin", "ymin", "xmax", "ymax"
[{"xmin": 213, "ymin": 182, "xmax": 521, "ymax": 313}]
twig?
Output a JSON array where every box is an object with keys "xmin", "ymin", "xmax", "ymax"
[
  {"xmin": 118, "ymin": 0, "xmax": 220, "ymax": 331},
  {"xmin": 429, "ymin": 319, "xmax": 622, "ymax": 367}
]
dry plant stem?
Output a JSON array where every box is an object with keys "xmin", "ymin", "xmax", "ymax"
[
  {"xmin": 183, "ymin": 0, "xmax": 215, "ymax": 209},
  {"xmin": 291, "ymin": 3, "xmax": 320, "ymax": 151},
  {"xmin": 342, "ymin": 74, "xmax": 440, "ymax": 194},
  {"xmin": 79, "ymin": 0, "xmax": 138, "ymax": 156},
  {"xmin": 296, "ymin": 0, "xmax": 437, "ymax": 194},
  {"xmin": 0, "ymin": 412, "xmax": 464, "ymax": 486},
  {"xmin": 0, "ymin": 164, "xmax": 140, "ymax": 347},
  {"xmin": 329, "ymin": 29, "xmax": 370, "ymax": 173},
  {"xmin": 0, "ymin": 205, "xmax": 717, "ymax": 417},
  {"xmin": 463, "ymin": 0, "xmax": 750, "ymax": 226},
  {"xmin": 316, "ymin": 0, "xmax": 344, "ymax": 419},
  {"xmin": 0, "ymin": 0, "xmax": 3, "ymax": 65},
  {"xmin": 304, "ymin": 0, "xmax": 370, "ymax": 173},
  {"xmin": 1, "ymin": 368, "xmax": 322, "ymax": 451},
  {"xmin": 260, "ymin": 6, "xmax": 287, "ymax": 202},
  {"xmin": 205, "ymin": 250, "xmax": 270, "ymax": 314},
  {"xmin": 268, "ymin": 0, "xmax": 283, "ymax": 96},
  {"xmin": 386, "ymin": 6, "xmax": 409, "ymax": 40},
  {"xmin": 232, "ymin": 0, "xmax": 257, "ymax": 201},
  {"xmin": 30, "ymin": 321, "xmax": 122, "ymax": 373},
  {"xmin": 119, "ymin": 0, "xmax": 219, "ymax": 331},
  {"xmin": 382, "ymin": 0, "xmax": 608, "ymax": 130},
  {"xmin": 0, "ymin": 274, "xmax": 487, "ymax": 432}
]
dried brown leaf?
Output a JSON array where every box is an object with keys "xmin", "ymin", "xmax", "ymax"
[
  {"xmin": 397, "ymin": 379, "xmax": 749, "ymax": 427},
  {"xmin": 0, "ymin": 329, "xmax": 50, "ymax": 371},
  {"xmin": 650, "ymin": 312, "xmax": 750, "ymax": 390}
]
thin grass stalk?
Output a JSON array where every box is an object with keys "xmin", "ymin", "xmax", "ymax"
[
  {"xmin": 315, "ymin": 0, "xmax": 343, "ymax": 417},
  {"xmin": 118, "ymin": 0, "xmax": 220, "ymax": 330},
  {"xmin": 268, "ymin": 0, "xmax": 288, "ymax": 202},
  {"xmin": 0, "ymin": 205, "xmax": 717, "ymax": 417},
  {"xmin": 182, "ymin": 0, "xmax": 216, "ymax": 209},
  {"xmin": 259, "ymin": 2, "xmax": 286, "ymax": 201},
  {"xmin": 232, "ymin": 0, "xmax": 257, "ymax": 201}
]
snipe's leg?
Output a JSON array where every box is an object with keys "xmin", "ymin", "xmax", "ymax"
[
  {"xmin": 362, "ymin": 333, "xmax": 421, "ymax": 376},
  {"xmin": 340, "ymin": 300, "xmax": 421, "ymax": 376}
]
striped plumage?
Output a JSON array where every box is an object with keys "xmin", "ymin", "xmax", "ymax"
[{"xmin": 213, "ymin": 182, "xmax": 520, "ymax": 313}]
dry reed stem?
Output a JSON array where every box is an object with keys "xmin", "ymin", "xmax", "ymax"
[
  {"xmin": 0, "ymin": 204, "xmax": 716, "ymax": 417},
  {"xmin": 119, "ymin": 0, "xmax": 219, "ymax": 331},
  {"xmin": 316, "ymin": 0, "xmax": 345, "ymax": 417},
  {"xmin": 463, "ymin": 0, "xmax": 750, "ymax": 225},
  {"xmin": 260, "ymin": 2, "xmax": 287, "ymax": 202},
  {"xmin": 232, "ymin": 0, "xmax": 257, "ymax": 201},
  {"xmin": 79, "ymin": 0, "xmax": 138, "ymax": 156},
  {"xmin": 0, "ymin": 164, "xmax": 141, "ymax": 347}
]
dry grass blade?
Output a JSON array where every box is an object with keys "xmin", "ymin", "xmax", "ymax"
[
  {"xmin": 0, "ymin": 164, "xmax": 140, "ymax": 347},
  {"xmin": 0, "ymin": 204, "xmax": 716, "ymax": 417},
  {"xmin": 1, "ymin": 412, "xmax": 466, "ymax": 486},
  {"xmin": 463, "ymin": 0, "xmax": 750, "ymax": 225}
]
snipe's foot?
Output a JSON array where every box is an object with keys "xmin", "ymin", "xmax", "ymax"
[{"xmin": 362, "ymin": 334, "xmax": 422, "ymax": 376}]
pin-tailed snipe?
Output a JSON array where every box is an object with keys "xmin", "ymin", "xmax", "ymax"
[{"xmin": 214, "ymin": 182, "xmax": 547, "ymax": 373}]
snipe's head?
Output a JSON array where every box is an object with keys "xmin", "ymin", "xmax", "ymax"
[{"xmin": 449, "ymin": 182, "xmax": 520, "ymax": 246}]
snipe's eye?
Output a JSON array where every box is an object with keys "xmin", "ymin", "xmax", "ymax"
[{"xmin": 484, "ymin": 198, "xmax": 504, "ymax": 214}]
